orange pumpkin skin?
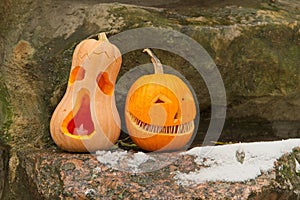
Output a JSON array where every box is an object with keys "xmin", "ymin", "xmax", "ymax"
[
  {"xmin": 50, "ymin": 33, "xmax": 121, "ymax": 152},
  {"xmin": 125, "ymin": 50, "xmax": 196, "ymax": 152}
]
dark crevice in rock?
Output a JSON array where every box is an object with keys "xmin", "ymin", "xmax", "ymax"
[{"xmin": 0, "ymin": 143, "xmax": 10, "ymax": 200}]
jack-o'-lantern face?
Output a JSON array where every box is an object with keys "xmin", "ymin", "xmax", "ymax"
[
  {"xmin": 50, "ymin": 33, "xmax": 121, "ymax": 152},
  {"xmin": 127, "ymin": 75, "xmax": 196, "ymax": 128},
  {"xmin": 125, "ymin": 49, "xmax": 196, "ymax": 152}
]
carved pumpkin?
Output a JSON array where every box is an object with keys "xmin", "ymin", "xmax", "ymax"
[
  {"xmin": 125, "ymin": 49, "xmax": 196, "ymax": 151},
  {"xmin": 50, "ymin": 33, "xmax": 121, "ymax": 152}
]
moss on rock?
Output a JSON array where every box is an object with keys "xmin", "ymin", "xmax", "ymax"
[
  {"xmin": 0, "ymin": 82, "xmax": 12, "ymax": 144},
  {"xmin": 275, "ymin": 147, "xmax": 300, "ymax": 194}
]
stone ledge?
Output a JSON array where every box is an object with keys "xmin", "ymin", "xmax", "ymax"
[{"xmin": 13, "ymin": 139, "xmax": 300, "ymax": 199}]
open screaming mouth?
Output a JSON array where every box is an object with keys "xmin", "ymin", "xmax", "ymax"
[
  {"xmin": 128, "ymin": 112, "xmax": 194, "ymax": 134},
  {"xmin": 62, "ymin": 90, "xmax": 95, "ymax": 138}
]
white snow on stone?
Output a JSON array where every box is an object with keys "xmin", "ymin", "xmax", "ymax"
[
  {"xmin": 84, "ymin": 188, "xmax": 96, "ymax": 196},
  {"xmin": 295, "ymin": 158, "xmax": 300, "ymax": 173},
  {"xmin": 96, "ymin": 150, "xmax": 155, "ymax": 173},
  {"xmin": 127, "ymin": 152, "xmax": 153, "ymax": 168},
  {"xmin": 95, "ymin": 139, "xmax": 300, "ymax": 183},
  {"xmin": 174, "ymin": 139, "xmax": 300, "ymax": 185},
  {"xmin": 96, "ymin": 150, "xmax": 128, "ymax": 166}
]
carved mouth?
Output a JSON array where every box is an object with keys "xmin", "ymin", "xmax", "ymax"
[
  {"xmin": 128, "ymin": 113, "xmax": 194, "ymax": 134},
  {"xmin": 62, "ymin": 90, "xmax": 95, "ymax": 138}
]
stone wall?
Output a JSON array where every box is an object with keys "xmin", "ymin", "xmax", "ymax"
[{"xmin": 0, "ymin": 0, "xmax": 299, "ymax": 198}]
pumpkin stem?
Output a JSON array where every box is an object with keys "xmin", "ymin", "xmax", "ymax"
[
  {"xmin": 98, "ymin": 32, "xmax": 108, "ymax": 41},
  {"xmin": 143, "ymin": 48, "xmax": 164, "ymax": 74}
]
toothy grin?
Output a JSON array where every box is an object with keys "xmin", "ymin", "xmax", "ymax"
[{"xmin": 129, "ymin": 113, "xmax": 194, "ymax": 134}]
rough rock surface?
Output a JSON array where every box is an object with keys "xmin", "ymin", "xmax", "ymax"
[
  {"xmin": 0, "ymin": 0, "xmax": 299, "ymax": 199},
  {"xmin": 14, "ymin": 146, "xmax": 300, "ymax": 199}
]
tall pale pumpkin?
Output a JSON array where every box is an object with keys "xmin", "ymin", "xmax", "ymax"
[
  {"xmin": 125, "ymin": 49, "xmax": 196, "ymax": 151},
  {"xmin": 50, "ymin": 33, "xmax": 121, "ymax": 152}
]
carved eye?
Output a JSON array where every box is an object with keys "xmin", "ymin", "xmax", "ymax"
[
  {"xmin": 69, "ymin": 66, "xmax": 85, "ymax": 85},
  {"xmin": 96, "ymin": 72, "xmax": 114, "ymax": 95},
  {"xmin": 154, "ymin": 98, "xmax": 165, "ymax": 104},
  {"xmin": 152, "ymin": 94, "xmax": 172, "ymax": 104}
]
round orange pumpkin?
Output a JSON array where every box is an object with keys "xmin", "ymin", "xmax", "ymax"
[
  {"xmin": 125, "ymin": 49, "xmax": 196, "ymax": 151},
  {"xmin": 50, "ymin": 33, "xmax": 121, "ymax": 152}
]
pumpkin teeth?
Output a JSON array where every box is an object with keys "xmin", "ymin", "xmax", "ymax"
[{"xmin": 129, "ymin": 113, "xmax": 193, "ymax": 134}]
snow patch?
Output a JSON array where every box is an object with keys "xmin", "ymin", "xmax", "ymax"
[
  {"xmin": 174, "ymin": 139, "xmax": 300, "ymax": 185},
  {"xmin": 96, "ymin": 150, "xmax": 155, "ymax": 173},
  {"xmin": 295, "ymin": 158, "xmax": 300, "ymax": 173},
  {"xmin": 96, "ymin": 150, "xmax": 128, "ymax": 166}
]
